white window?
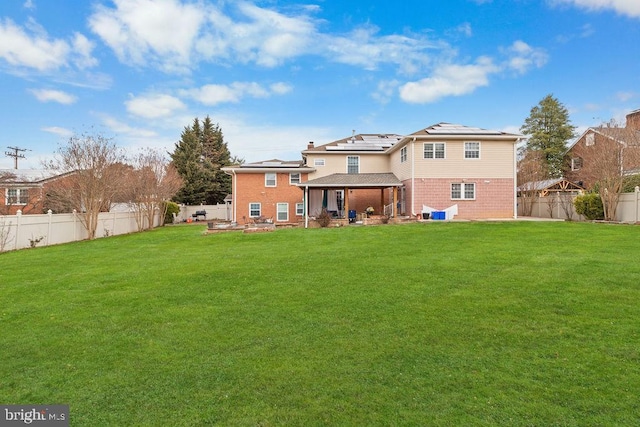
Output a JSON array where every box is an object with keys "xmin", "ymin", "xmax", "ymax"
[
  {"xmin": 424, "ymin": 143, "xmax": 445, "ymax": 159},
  {"xmin": 314, "ymin": 158, "xmax": 325, "ymax": 166},
  {"xmin": 347, "ymin": 156, "xmax": 359, "ymax": 174},
  {"xmin": 265, "ymin": 173, "xmax": 276, "ymax": 187},
  {"xmin": 571, "ymin": 157, "xmax": 583, "ymax": 171},
  {"xmin": 400, "ymin": 146, "xmax": 407, "ymax": 163},
  {"xmin": 586, "ymin": 133, "xmax": 595, "ymax": 146},
  {"xmin": 249, "ymin": 203, "xmax": 261, "ymax": 218},
  {"xmin": 276, "ymin": 203, "xmax": 288, "ymax": 222},
  {"xmin": 6, "ymin": 188, "xmax": 29, "ymax": 205},
  {"xmin": 296, "ymin": 203, "xmax": 304, "ymax": 216},
  {"xmin": 464, "ymin": 142, "xmax": 480, "ymax": 159},
  {"xmin": 451, "ymin": 183, "xmax": 475, "ymax": 200},
  {"xmin": 289, "ymin": 173, "xmax": 301, "ymax": 184}
]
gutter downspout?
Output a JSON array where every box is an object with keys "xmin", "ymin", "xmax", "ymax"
[
  {"xmin": 411, "ymin": 137, "xmax": 417, "ymax": 217},
  {"xmin": 513, "ymin": 139, "xmax": 519, "ymax": 219},
  {"xmin": 223, "ymin": 169, "xmax": 237, "ymax": 223},
  {"xmin": 304, "ymin": 185, "xmax": 309, "ymax": 228}
]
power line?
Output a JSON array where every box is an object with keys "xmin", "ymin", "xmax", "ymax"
[{"xmin": 5, "ymin": 146, "xmax": 30, "ymax": 169}]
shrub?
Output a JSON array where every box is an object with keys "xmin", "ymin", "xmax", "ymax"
[
  {"xmin": 574, "ymin": 193, "xmax": 604, "ymax": 220},
  {"xmin": 163, "ymin": 201, "xmax": 180, "ymax": 224},
  {"xmin": 622, "ymin": 174, "xmax": 640, "ymax": 193},
  {"xmin": 316, "ymin": 209, "xmax": 332, "ymax": 228}
]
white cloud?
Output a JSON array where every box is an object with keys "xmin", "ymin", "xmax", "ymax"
[
  {"xmin": 372, "ymin": 80, "xmax": 400, "ymax": 104},
  {"xmin": 551, "ymin": 0, "xmax": 640, "ymax": 18},
  {"xmin": 71, "ymin": 33, "xmax": 99, "ymax": 69},
  {"xmin": 0, "ymin": 17, "xmax": 97, "ymax": 73},
  {"xmin": 321, "ymin": 25, "xmax": 441, "ymax": 74},
  {"xmin": 0, "ymin": 18, "xmax": 70, "ymax": 71},
  {"xmin": 89, "ymin": 0, "xmax": 204, "ymax": 73},
  {"xmin": 42, "ymin": 126, "xmax": 74, "ymax": 138},
  {"xmin": 270, "ymin": 82, "xmax": 293, "ymax": 95},
  {"xmin": 29, "ymin": 88, "xmax": 78, "ymax": 104},
  {"xmin": 125, "ymin": 93, "xmax": 186, "ymax": 119},
  {"xmin": 88, "ymin": 0, "xmax": 443, "ymax": 75},
  {"xmin": 399, "ymin": 57, "xmax": 499, "ymax": 104},
  {"xmin": 100, "ymin": 115, "xmax": 158, "ymax": 139},
  {"xmin": 182, "ymin": 81, "xmax": 291, "ymax": 106},
  {"xmin": 23, "ymin": 0, "xmax": 35, "ymax": 10},
  {"xmin": 502, "ymin": 40, "xmax": 548, "ymax": 74}
]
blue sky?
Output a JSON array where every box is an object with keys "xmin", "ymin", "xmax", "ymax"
[{"xmin": 1, "ymin": 0, "xmax": 639, "ymax": 169}]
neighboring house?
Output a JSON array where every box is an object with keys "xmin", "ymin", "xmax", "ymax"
[
  {"xmin": 0, "ymin": 169, "xmax": 72, "ymax": 215},
  {"xmin": 565, "ymin": 109, "xmax": 640, "ymax": 188},
  {"xmin": 223, "ymin": 123, "xmax": 522, "ymax": 225},
  {"xmin": 222, "ymin": 159, "xmax": 314, "ymax": 224}
]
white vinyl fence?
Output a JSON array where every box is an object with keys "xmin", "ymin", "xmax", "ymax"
[
  {"xmin": 518, "ymin": 191, "xmax": 640, "ymax": 222},
  {"xmin": 0, "ymin": 210, "xmax": 161, "ymax": 252},
  {"xmin": 177, "ymin": 203, "xmax": 231, "ymax": 222}
]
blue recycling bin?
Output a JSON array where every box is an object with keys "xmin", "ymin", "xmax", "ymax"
[{"xmin": 432, "ymin": 211, "xmax": 445, "ymax": 220}]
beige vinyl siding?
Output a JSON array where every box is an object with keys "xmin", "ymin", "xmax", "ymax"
[
  {"xmin": 412, "ymin": 140, "xmax": 515, "ymax": 179},
  {"xmin": 306, "ymin": 153, "xmax": 390, "ymax": 178},
  {"xmin": 389, "ymin": 142, "xmax": 412, "ymax": 180}
]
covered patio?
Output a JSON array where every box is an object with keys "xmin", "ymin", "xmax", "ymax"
[{"xmin": 297, "ymin": 173, "xmax": 403, "ymax": 228}]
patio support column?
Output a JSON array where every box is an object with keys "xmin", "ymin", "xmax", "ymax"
[
  {"xmin": 380, "ymin": 189, "xmax": 384, "ymax": 214},
  {"xmin": 344, "ymin": 187, "xmax": 350, "ymax": 216},
  {"xmin": 393, "ymin": 186, "xmax": 398, "ymax": 218}
]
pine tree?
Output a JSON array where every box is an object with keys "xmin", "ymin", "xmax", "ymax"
[
  {"xmin": 170, "ymin": 117, "xmax": 233, "ymax": 205},
  {"xmin": 520, "ymin": 94, "xmax": 576, "ymax": 178}
]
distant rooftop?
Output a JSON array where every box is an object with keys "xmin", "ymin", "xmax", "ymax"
[{"xmin": 0, "ymin": 169, "xmax": 65, "ymax": 183}]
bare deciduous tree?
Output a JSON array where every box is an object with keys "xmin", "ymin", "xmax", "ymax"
[
  {"xmin": 517, "ymin": 149, "xmax": 547, "ymax": 216},
  {"xmin": 44, "ymin": 132, "xmax": 126, "ymax": 239},
  {"xmin": 126, "ymin": 149, "xmax": 182, "ymax": 231},
  {"xmin": 0, "ymin": 216, "xmax": 13, "ymax": 251},
  {"xmin": 559, "ymin": 193, "xmax": 576, "ymax": 220}
]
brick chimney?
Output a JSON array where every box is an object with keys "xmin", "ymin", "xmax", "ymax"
[
  {"xmin": 307, "ymin": 141, "xmax": 314, "ymax": 149},
  {"xmin": 626, "ymin": 109, "xmax": 640, "ymax": 131}
]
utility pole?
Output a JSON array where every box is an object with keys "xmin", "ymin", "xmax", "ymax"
[{"xmin": 5, "ymin": 146, "xmax": 30, "ymax": 169}]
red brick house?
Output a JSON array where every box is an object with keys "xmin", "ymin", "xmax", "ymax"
[
  {"xmin": 222, "ymin": 160, "xmax": 314, "ymax": 225},
  {"xmin": 0, "ymin": 169, "xmax": 74, "ymax": 215},
  {"xmin": 565, "ymin": 109, "xmax": 640, "ymax": 189}
]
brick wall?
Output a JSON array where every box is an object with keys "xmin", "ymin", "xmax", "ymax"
[
  {"xmin": 233, "ymin": 172, "xmax": 307, "ymax": 224},
  {"xmin": 626, "ymin": 110, "xmax": 640, "ymax": 131},
  {"xmin": 409, "ymin": 178, "xmax": 515, "ymax": 218}
]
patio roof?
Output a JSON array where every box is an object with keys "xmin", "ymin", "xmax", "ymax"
[{"xmin": 298, "ymin": 173, "xmax": 402, "ymax": 188}]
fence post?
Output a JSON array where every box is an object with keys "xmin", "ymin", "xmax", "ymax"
[
  {"xmin": 47, "ymin": 209, "xmax": 53, "ymax": 245},
  {"xmin": 14, "ymin": 210, "xmax": 22, "ymax": 250},
  {"xmin": 72, "ymin": 209, "xmax": 77, "ymax": 241}
]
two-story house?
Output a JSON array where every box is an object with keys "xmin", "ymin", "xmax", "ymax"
[
  {"xmin": 565, "ymin": 109, "xmax": 640, "ymax": 189},
  {"xmin": 223, "ymin": 123, "xmax": 521, "ymax": 226}
]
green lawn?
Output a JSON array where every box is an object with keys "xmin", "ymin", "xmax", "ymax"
[{"xmin": 1, "ymin": 222, "xmax": 639, "ymax": 426}]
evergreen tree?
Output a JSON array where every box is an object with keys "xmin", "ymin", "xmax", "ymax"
[
  {"xmin": 170, "ymin": 117, "xmax": 232, "ymax": 205},
  {"xmin": 520, "ymin": 94, "xmax": 576, "ymax": 178}
]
